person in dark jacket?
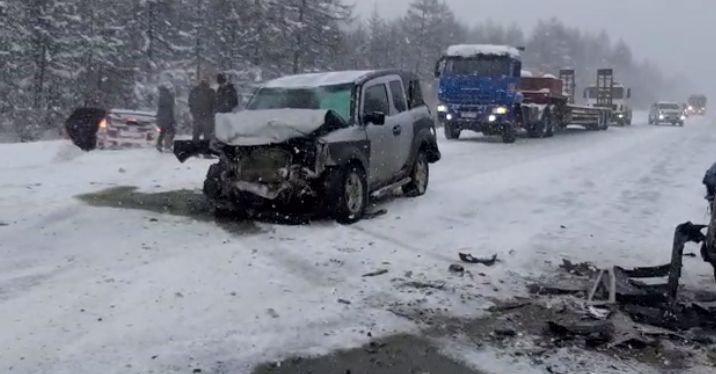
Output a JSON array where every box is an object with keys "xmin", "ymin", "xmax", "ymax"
[
  {"xmin": 189, "ymin": 79, "xmax": 216, "ymax": 141},
  {"xmin": 156, "ymin": 84, "xmax": 176, "ymax": 152},
  {"xmin": 215, "ymin": 73, "xmax": 239, "ymax": 113}
]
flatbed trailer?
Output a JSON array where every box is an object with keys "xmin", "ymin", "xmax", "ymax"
[{"xmin": 520, "ymin": 69, "xmax": 610, "ymax": 137}]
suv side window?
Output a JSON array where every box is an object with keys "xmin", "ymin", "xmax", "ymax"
[
  {"xmin": 363, "ymin": 83, "xmax": 390, "ymax": 115},
  {"xmin": 407, "ymin": 80, "xmax": 425, "ymax": 109},
  {"xmin": 388, "ymin": 80, "xmax": 408, "ymax": 113}
]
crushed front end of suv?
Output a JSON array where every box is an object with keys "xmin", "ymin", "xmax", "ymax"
[{"xmin": 174, "ymin": 70, "xmax": 441, "ymax": 223}]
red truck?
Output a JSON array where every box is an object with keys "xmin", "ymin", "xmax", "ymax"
[{"xmin": 518, "ymin": 69, "xmax": 612, "ymax": 138}]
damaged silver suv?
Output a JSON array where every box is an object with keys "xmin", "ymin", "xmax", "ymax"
[{"xmin": 174, "ymin": 70, "xmax": 441, "ymax": 223}]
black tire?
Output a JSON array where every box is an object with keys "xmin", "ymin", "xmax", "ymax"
[
  {"xmin": 326, "ymin": 164, "xmax": 368, "ymax": 224},
  {"xmin": 444, "ymin": 122, "xmax": 461, "ymax": 140},
  {"xmin": 502, "ymin": 123, "xmax": 517, "ymax": 143},
  {"xmin": 403, "ymin": 150, "xmax": 429, "ymax": 197},
  {"xmin": 544, "ymin": 109, "xmax": 555, "ymax": 138},
  {"xmin": 600, "ymin": 112, "xmax": 609, "ymax": 131},
  {"xmin": 528, "ymin": 109, "xmax": 553, "ymax": 138},
  {"xmin": 527, "ymin": 120, "xmax": 544, "ymax": 138}
]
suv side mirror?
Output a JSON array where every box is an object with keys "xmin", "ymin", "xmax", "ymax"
[
  {"xmin": 583, "ymin": 89, "xmax": 587, "ymax": 99},
  {"xmin": 627, "ymin": 88, "xmax": 632, "ymax": 99},
  {"xmin": 364, "ymin": 111, "xmax": 386, "ymax": 126}
]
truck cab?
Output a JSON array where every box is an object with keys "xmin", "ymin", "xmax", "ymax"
[
  {"xmin": 584, "ymin": 84, "xmax": 632, "ymax": 126},
  {"xmin": 435, "ymin": 44, "xmax": 524, "ymax": 143}
]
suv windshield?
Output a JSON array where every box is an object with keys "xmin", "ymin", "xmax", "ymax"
[
  {"xmin": 657, "ymin": 103, "xmax": 680, "ymax": 110},
  {"xmin": 443, "ymin": 56, "xmax": 512, "ymax": 76},
  {"xmin": 248, "ymin": 84, "xmax": 353, "ymax": 121}
]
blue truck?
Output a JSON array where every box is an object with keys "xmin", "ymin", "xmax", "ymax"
[
  {"xmin": 435, "ymin": 45, "xmax": 612, "ymax": 142},
  {"xmin": 434, "ymin": 44, "xmax": 528, "ymax": 143}
]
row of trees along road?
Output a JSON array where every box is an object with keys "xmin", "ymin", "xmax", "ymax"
[{"xmin": 0, "ymin": 0, "xmax": 688, "ymax": 141}]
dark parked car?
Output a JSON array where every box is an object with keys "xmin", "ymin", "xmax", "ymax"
[{"xmin": 174, "ymin": 70, "xmax": 441, "ymax": 223}]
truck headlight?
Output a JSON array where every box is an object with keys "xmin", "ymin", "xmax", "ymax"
[
  {"xmin": 446, "ymin": 113, "xmax": 453, "ymax": 121},
  {"xmin": 659, "ymin": 114, "xmax": 665, "ymax": 120},
  {"xmin": 688, "ymin": 106, "xmax": 694, "ymax": 111},
  {"xmin": 488, "ymin": 114, "xmax": 497, "ymax": 123},
  {"xmin": 618, "ymin": 114, "xmax": 624, "ymax": 118},
  {"xmin": 680, "ymin": 115, "xmax": 686, "ymax": 121},
  {"xmin": 492, "ymin": 106, "xmax": 508, "ymax": 115},
  {"xmin": 437, "ymin": 104, "xmax": 448, "ymax": 113}
]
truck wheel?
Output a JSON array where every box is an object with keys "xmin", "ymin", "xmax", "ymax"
[
  {"xmin": 600, "ymin": 112, "xmax": 609, "ymax": 131},
  {"xmin": 326, "ymin": 164, "xmax": 367, "ymax": 224},
  {"xmin": 403, "ymin": 150, "xmax": 429, "ymax": 197},
  {"xmin": 544, "ymin": 109, "xmax": 555, "ymax": 138},
  {"xmin": 444, "ymin": 122, "xmax": 461, "ymax": 140},
  {"xmin": 502, "ymin": 124, "xmax": 516, "ymax": 143},
  {"xmin": 527, "ymin": 121, "xmax": 544, "ymax": 138}
]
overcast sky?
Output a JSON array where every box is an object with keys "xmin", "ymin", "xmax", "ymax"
[{"xmin": 354, "ymin": 0, "xmax": 715, "ymax": 98}]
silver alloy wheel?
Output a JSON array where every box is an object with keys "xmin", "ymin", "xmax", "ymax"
[
  {"xmin": 414, "ymin": 156, "xmax": 428, "ymax": 194},
  {"xmin": 345, "ymin": 172, "xmax": 364, "ymax": 215}
]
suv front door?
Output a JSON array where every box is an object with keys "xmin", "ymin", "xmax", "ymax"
[
  {"xmin": 362, "ymin": 78, "xmax": 398, "ymax": 188},
  {"xmin": 387, "ymin": 78, "xmax": 414, "ymax": 175}
]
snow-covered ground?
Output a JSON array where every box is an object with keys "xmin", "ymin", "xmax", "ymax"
[{"xmin": 2, "ymin": 115, "xmax": 716, "ymax": 373}]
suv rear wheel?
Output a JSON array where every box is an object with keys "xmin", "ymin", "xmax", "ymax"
[
  {"xmin": 326, "ymin": 164, "xmax": 368, "ymax": 224},
  {"xmin": 403, "ymin": 150, "xmax": 429, "ymax": 197}
]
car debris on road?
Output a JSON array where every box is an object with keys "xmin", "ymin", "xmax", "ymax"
[{"xmin": 459, "ymin": 252, "xmax": 499, "ymax": 266}]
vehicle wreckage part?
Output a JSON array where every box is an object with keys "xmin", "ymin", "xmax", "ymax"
[
  {"xmin": 370, "ymin": 178, "xmax": 411, "ymax": 199},
  {"xmin": 65, "ymin": 107, "xmax": 106, "ymax": 151},
  {"xmin": 459, "ymin": 253, "xmax": 499, "ymax": 266},
  {"xmin": 588, "ymin": 222, "xmax": 710, "ymax": 307},
  {"xmin": 175, "ymin": 140, "xmax": 216, "ymax": 162}
]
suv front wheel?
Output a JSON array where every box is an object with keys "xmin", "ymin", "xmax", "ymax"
[
  {"xmin": 326, "ymin": 164, "xmax": 368, "ymax": 224},
  {"xmin": 403, "ymin": 151, "xmax": 429, "ymax": 197}
]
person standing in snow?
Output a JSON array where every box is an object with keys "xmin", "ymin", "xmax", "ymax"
[
  {"xmin": 215, "ymin": 73, "xmax": 239, "ymax": 113},
  {"xmin": 189, "ymin": 78, "xmax": 216, "ymax": 141},
  {"xmin": 156, "ymin": 84, "xmax": 176, "ymax": 152}
]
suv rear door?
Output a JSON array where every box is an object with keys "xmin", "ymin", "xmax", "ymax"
[{"xmin": 362, "ymin": 77, "xmax": 397, "ymax": 188}]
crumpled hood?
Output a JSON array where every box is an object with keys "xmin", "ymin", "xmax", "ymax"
[{"xmin": 215, "ymin": 109, "xmax": 330, "ymax": 146}]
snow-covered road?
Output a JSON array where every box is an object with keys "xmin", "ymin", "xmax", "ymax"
[{"xmin": 2, "ymin": 116, "xmax": 715, "ymax": 373}]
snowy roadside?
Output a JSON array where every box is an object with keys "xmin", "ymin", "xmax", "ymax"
[{"xmin": 2, "ymin": 116, "xmax": 716, "ymax": 373}]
